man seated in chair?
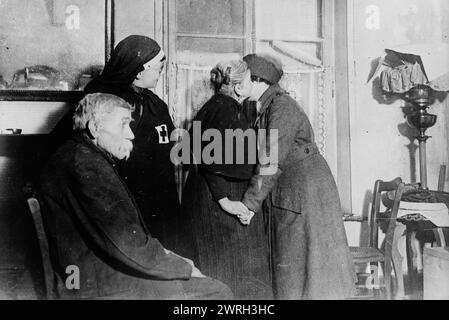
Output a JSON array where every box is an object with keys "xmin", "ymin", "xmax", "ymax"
[{"xmin": 38, "ymin": 93, "xmax": 233, "ymax": 299}]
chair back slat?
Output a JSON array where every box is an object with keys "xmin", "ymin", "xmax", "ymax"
[
  {"xmin": 384, "ymin": 182, "xmax": 405, "ymax": 249},
  {"xmin": 370, "ymin": 181, "xmax": 381, "ymax": 248},
  {"xmin": 27, "ymin": 197, "xmax": 57, "ymax": 300},
  {"xmin": 438, "ymin": 165, "xmax": 446, "ymax": 192},
  {"xmin": 378, "ymin": 177, "xmax": 403, "ymax": 192}
]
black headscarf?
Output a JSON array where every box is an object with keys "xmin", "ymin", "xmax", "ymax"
[{"xmin": 85, "ymin": 35, "xmax": 162, "ymax": 94}]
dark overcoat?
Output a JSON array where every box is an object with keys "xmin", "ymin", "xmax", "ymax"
[
  {"xmin": 242, "ymin": 84, "xmax": 356, "ymax": 300},
  {"xmin": 38, "ymin": 133, "xmax": 231, "ymax": 299}
]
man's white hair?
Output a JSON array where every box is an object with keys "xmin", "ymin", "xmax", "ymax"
[{"xmin": 73, "ymin": 93, "xmax": 134, "ymax": 130}]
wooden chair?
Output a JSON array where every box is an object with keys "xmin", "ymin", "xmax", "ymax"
[
  {"xmin": 24, "ymin": 184, "xmax": 58, "ymax": 300},
  {"xmin": 344, "ymin": 177, "xmax": 405, "ymax": 299}
]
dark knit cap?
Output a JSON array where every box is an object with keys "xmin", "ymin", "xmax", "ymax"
[{"xmin": 243, "ymin": 54, "xmax": 284, "ymax": 84}]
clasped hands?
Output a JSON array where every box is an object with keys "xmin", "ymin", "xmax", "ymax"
[{"xmin": 218, "ymin": 198, "xmax": 255, "ymax": 225}]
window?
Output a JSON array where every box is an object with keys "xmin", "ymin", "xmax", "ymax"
[
  {"xmin": 166, "ymin": 0, "xmax": 335, "ymax": 193},
  {"xmin": 168, "ymin": 0, "xmax": 332, "ymax": 151},
  {"xmin": 254, "ymin": 0, "xmax": 330, "ymax": 156},
  {"xmin": 167, "ymin": 0, "xmax": 252, "ymax": 126}
]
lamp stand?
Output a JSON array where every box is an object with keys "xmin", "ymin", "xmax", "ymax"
[{"xmin": 404, "ymin": 85, "xmax": 437, "ymax": 191}]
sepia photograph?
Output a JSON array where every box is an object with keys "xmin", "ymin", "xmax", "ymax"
[{"xmin": 1, "ymin": 0, "xmax": 449, "ymax": 312}]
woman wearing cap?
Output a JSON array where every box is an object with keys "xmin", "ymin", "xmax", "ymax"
[
  {"xmin": 223, "ymin": 53, "xmax": 356, "ymax": 300},
  {"xmin": 180, "ymin": 60, "xmax": 272, "ymax": 299},
  {"xmin": 84, "ymin": 35, "xmax": 182, "ymax": 253}
]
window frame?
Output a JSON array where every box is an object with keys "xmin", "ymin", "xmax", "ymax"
[
  {"xmin": 165, "ymin": 0, "xmax": 254, "ymax": 106},
  {"xmin": 164, "ymin": 0, "xmax": 339, "ymax": 201}
]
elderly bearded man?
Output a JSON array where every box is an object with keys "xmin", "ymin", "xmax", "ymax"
[{"xmin": 38, "ymin": 93, "xmax": 233, "ymax": 299}]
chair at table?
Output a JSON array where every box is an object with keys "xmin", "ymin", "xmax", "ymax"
[{"xmin": 344, "ymin": 177, "xmax": 405, "ymax": 300}]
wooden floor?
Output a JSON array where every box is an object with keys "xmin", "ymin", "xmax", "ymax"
[
  {"xmin": 350, "ymin": 271, "xmax": 424, "ymax": 300},
  {"xmin": 0, "ymin": 269, "xmax": 42, "ymax": 300},
  {"xmin": 0, "ymin": 268, "xmax": 426, "ymax": 300}
]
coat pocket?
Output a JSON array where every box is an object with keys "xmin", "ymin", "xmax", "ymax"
[{"xmin": 271, "ymin": 186, "xmax": 302, "ymax": 214}]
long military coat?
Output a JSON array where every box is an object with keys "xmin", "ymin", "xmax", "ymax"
[{"xmin": 242, "ymin": 84, "xmax": 356, "ymax": 300}]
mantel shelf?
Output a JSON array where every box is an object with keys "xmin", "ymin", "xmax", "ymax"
[{"xmin": 0, "ymin": 91, "xmax": 84, "ymax": 102}]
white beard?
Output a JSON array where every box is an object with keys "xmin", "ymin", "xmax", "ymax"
[{"xmin": 96, "ymin": 133, "xmax": 133, "ymax": 161}]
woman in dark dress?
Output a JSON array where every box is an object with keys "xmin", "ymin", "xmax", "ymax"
[
  {"xmin": 84, "ymin": 35, "xmax": 181, "ymax": 252},
  {"xmin": 181, "ymin": 60, "xmax": 273, "ymax": 300}
]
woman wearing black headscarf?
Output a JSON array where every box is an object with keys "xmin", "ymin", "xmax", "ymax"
[{"xmin": 84, "ymin": 35, "xmax": 181, "ymax": 253}]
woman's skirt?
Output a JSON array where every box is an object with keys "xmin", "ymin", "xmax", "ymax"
[{"xmin": 180, "ymin": 169, "xmax": 273, "ymax": 300}]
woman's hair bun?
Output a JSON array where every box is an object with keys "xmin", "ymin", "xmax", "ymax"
[
  {"xmin": 210, "ymin": 66, "xmax": 231, "ymax": 89},
  {"xmin": 210, "ymin": 60, "xmax": 248, "ymax": 94},
  {"xmin": 223, "ymin": 67, "xmax": 231, "ymax": 85},
  {"xmin": 210, "ymin": 68, "xmax": 223, "ymax": 87}
]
